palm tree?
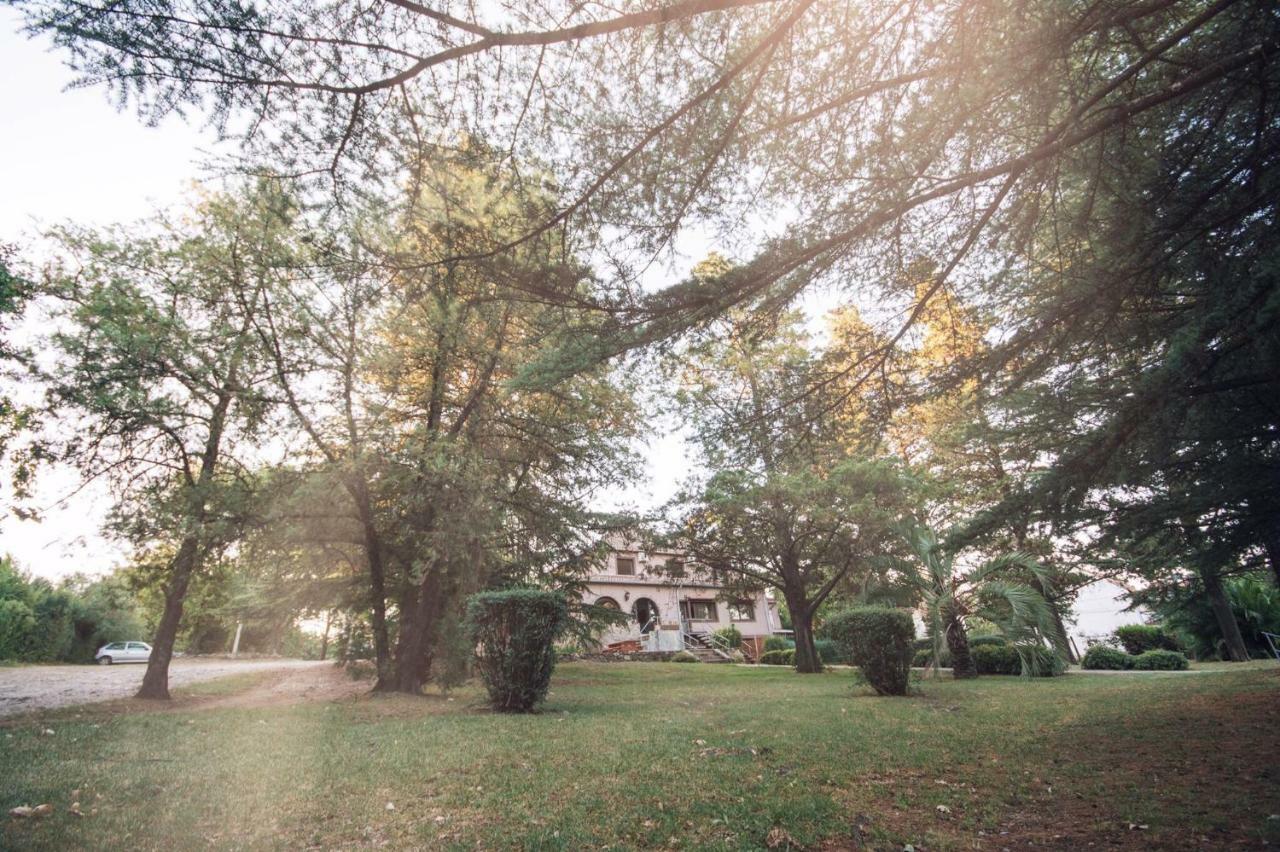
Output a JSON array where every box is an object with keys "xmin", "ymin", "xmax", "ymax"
[{"xmin": 896, "ymin": 522, "xmax": 1069, "ymax": 678}]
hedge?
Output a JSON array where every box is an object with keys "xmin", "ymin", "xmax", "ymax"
[
  {"xmin": 968, "ymin": 635, "xmax": 1008, "ymax": 648},
  {"xmin": 1081, "ymin": 645, "xmax": 1133, "ymax": 670},
  {"xmin": 763, "ymin": 636, "xmax": 794, "ymax": 653},
  {"xmin": 972, "ymin": 643, "xmax": 1065, "ymax": 677},
  {"xmin": 819, "ymin": 607, "xmax": 915, "ymax": 695},
  {"xmin": 760, "ymin": 648, "xmax": 796, "ymax": 666},
  {"xmin": 466, "ymin": 589, "xmax": 571, "ymax": 712},
  {"xmin": 1131, "ymin": 649, "xmax": 1190, "ymax": 670},
  {"xmin": 1113, "ymin": 624, "xmax": 1180, "ymax": 655},
  {"xmin": 671, "ymin": 650, "xmax": 700, "ymax": 663},
  {"xmin": 814, "ymin": 638, "xmax": 846, "ymax": 664}
]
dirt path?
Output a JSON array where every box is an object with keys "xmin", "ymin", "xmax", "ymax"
[{"xmin": 0, "ymin": 658, "xmax": 327, "ymax": 718}]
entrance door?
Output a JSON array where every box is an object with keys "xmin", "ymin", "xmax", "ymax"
[{"xmin": 633, "ymin": 598, "xmax": 659, "ymax": 634}]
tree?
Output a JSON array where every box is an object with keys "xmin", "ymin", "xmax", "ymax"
[
  {"xmin": 671, "ymin": 311, "xmax": 911, "ymax": 672},
  {"xmin": 895, "ymin": 522, "xmax": 1069, "ymax": 678},
  {"xmin": 37, "ymin": 184, "xmax": 291, "ymax": 698},
  {"xmin": 254, "ymin": 141, "xmax": 641, "ymax": 693}
]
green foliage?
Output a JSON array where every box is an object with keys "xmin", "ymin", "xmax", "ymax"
[
  {"xmin": 763, "ymin": 636, "xmax": 794, "ymax": 653},
  {"xmin": 1152, "ymin": 575, "xmax": 1280, "ymax": 660},
  {"xmin": 1081, "ymin": 645, "xmax": 1134, "ymax": 670},
  {"xmin": 913, "ymin": 647, "xmax": 951, "ymax": 668},
  {"xmin": 0, "ymin": 559, "xmax": 146, "ymax": 662},
  {"xmin": 968, "ymin": 635, "xmax": 1008, "ymax": 648},
  {"xmin": 466, "ymin": 589, "xmax": 571, "ymax": 712},
  {"xmin": 813, "ymin": 638, "xmax": 845, "ymax": 665},
  {"xmin": 1113, "ymin": 624, "xmax": 1180, "ymax": 656},
  {"xmin": 671, "ymin": 650, "xmax": 700, "ymax": 663},
  {"xmin": 1131, "ymin": 649, "xmax": 1190, "ymax": 671},
  {"xmin": 759, "ymin": 648, "xmax": 796, "ymax": 666},
  {"xmin": 712, "ymin": 625, "xmax": 743, "ymax": 650},
  {"xmin": 972, "ymin": 644, "xmax": 1064, "ymax": 677},
  {"xmin": 819, "ymin": 607, "xmax": 915, "ymax": 696}
]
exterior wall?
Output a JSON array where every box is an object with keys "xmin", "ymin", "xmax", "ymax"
[{"xmin": 583, "ymin": 544, "xmax": 776, "ymax": 648}]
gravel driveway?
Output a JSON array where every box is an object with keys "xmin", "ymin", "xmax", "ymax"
[{"xmin": 0, "ymin": 658, "xmax": 326, "ymax": 718}]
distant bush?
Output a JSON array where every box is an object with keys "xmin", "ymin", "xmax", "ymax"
[
  {"xmin": 820, "ymin": 607, "xmax": 915, "ymax": 695},
  {"xmin": 1113, "ymin": 624, "xmax": 1180, "ymax": 655},
  {"xmin": 913, "ymin": 647, "xmax": 952, "ymax": 668},
  {"xmin": 973, "ymin": 644, "xmax": 1064, "ymax": 677},
  {"xmin": 671, "ymin": 650, "xmax": 700, "ymax": 663},
  {"xmin": 1131, "ymin": 649, "xmax": 1189, "ymax": 670},
  {"xmin": 760, "ymin": 648, "xmax": 796, "ymax": 666},
  {"xmin": 968, "ymin": 635, "xmax": 1007, "ymax": 648},
  {"xmin": 814, "ymin": 638, "xmax": 846, "ymax": 664},
  {"xmin": 466, "ymin": 589, "xmax": 571, "ymax": 712},
  {"xmin": 763, "ymin": 636, "xmax": 794, "ymax": 653},
  {"xmin": 1081, "ymin": 645, "xmax": 1133, "ymax": 670},
  {"xmin": 713, "ymin": 625, "xmax": 743, "ymax": 651}
]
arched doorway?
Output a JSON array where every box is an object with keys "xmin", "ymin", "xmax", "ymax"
[{"xmin": 633, "ymin": 597, "xmax": 659, "ymax": 633}]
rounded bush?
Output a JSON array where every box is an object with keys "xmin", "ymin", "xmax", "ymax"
[
  {"xmin": 763, "ymin": 636, "xmax": 794, "ymax": 653},
  {"xmin": 1131, "ymin": 649, "xmax": 1190, "ymax": 670},
  {"xmin": 759, "ymin": 648, "xmax": 796, "ymax": 666},
  {"xmin": 973, "ymin": 643, "xmax": 1064, "ymax": 677},
  {"xmin": 1081, "ymin": 645, "xmax": 1133, "ymax": 670},
  {"xmin": 819, "ymin": 607, "xmax": 915, "ymax": 695},
  {"xmin": 968, "ymin": 635, "xmax": 1008, "ymax": 648},
  {"xmin": 713, "ymin": 625, "xmax": 743, "ymax": 651},
  {"xmin": 1113, "ymin": 624, "xmax": 1180, "ymax": 655},
  {"xmin": 671, "ymin": 650, "xmax": 700, "ymax": 663},
  {"xmin": 466, "ymin": 589, "xmax": 571, "ymax": 712}
]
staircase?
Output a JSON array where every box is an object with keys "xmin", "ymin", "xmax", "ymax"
[{"xmin": 683, "ymin": 631, "xmax": 733, "ymax": 663}]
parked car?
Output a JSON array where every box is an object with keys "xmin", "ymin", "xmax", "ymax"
[{"xmin": 95, "ymin": 641, "xmax": 152, "ymax": 665}]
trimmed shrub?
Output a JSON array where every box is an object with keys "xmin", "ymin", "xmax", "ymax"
[
  {"xmin": 671, "ymin": 650, "xmax": 700, "ymax": 663},
  {"xmin": 466, "ymin": 589, "xmax": 571, "ymax": 712},
  {"xmin": 1131, "ymin": 649, "xmax": 1190, "ymax": 670},
  {"xmin": 973, "ymin": 644, "xmax": 1064, "ymax": 677},
  {"xmin": 968, "ymin": 635, "xmax": 1008, "ymax": 648},
  {"xmin": 1113, "ymin": 624, "xmax": 1179, "ymax": 655},
  {"xmin": 814, "ymin": 638, "xmax": 846, "ymax": 664},
  {"xmin": 1081, "ymin": 645, "xmax": 1133, "ymax": 670},
  {"xmin": 820, "ymin": 607, "xmax": 915, "ymax": 695},
  {"xmin": 760, "ymin": 648, "xmax": 796, "ymax": 666},
  {"xmin": 763, "ymin": 635, "xmax": 794, "ymax": 653}
]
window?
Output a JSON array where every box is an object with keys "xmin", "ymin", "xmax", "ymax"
[
  {"xmin": 729, "ymin": 600, "xmax": 755, "ymax": 622},
  {"xmin": 664, "ymin": 558, "xmax": 685, "ymax": 578},
  {"xmin": 615, "ymin": 556, "xmax": 636, "ymax": 575},
  {"xmin": 681, "ymin": 599, "xmax": 717, "ymax": 621},
  {"xmin": 595, "ymin": 596, "xmax": 620, "ymax": 610},
  {"xmin": 106, "ymin": 643, "xmax": 125, "ymax": 651}
]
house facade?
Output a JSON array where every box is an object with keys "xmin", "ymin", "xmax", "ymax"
[{"xmin": 583, "ymin": 540, "xmax": 780, "ymax": 660}]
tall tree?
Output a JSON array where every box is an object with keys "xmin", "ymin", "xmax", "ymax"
[
  {"xmin": 38, "ymin": 185, "xmax": 291, "ymax": 698},
  {"xmin": 672, "ymin": 310, "xmax": 911, "ymax": 672}
]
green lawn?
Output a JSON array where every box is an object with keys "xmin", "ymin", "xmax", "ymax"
[{"xmin": 2, "ymin": 662, "xmax": 1277, "ymax": 850}]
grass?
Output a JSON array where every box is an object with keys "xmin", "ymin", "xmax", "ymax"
[{"xmin": 1, "ymin": 662, "xmax": 1277, "ymax": 850}]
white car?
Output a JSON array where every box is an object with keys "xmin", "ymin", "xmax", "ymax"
[{"xmin": 95, "ymin": 641, "xmax": 152, "ymax": 665}]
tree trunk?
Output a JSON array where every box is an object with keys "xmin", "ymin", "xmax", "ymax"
[
  {"xmin": 352, "ymin": 486, "xmax": 394, "ymax": 690},
  {"xmin": 784, "ymin": 589, "xmax": 822, "ymax": 674},
  {"xmin": 136, "ymin": 537, "xmax": 200, "ymax": 700},
  {"xmin": 944, "ymin": 607, "xmax": 977, "ymax": 678},
  {"xmin": 319, "ymin": 611, "xmax": 331, "ymax": 661},
  {"xmin": 1260, "ymin": 516, "xmax": 1280, "ymax": 590},
  {"xmin": 1199, "ymin": 564, "xmax": 1250, "ymax": 662},
  {"xmin": 395, "ymin": 568, "xmax": 443, "ymax": 693}
]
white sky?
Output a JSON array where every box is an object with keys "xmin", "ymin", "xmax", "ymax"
[{"xmin": 0, "ymin": 11, "xmax": 1141, "ymax": 643}]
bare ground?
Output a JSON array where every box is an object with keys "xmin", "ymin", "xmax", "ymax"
[{"xmin": 0, "ymin": 658, "xmax": 328, "ymax": 718}]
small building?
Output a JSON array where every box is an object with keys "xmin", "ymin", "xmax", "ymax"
[{"xmin": 583, "ymin": 539, "xmax": 780, "ymax": 661}]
